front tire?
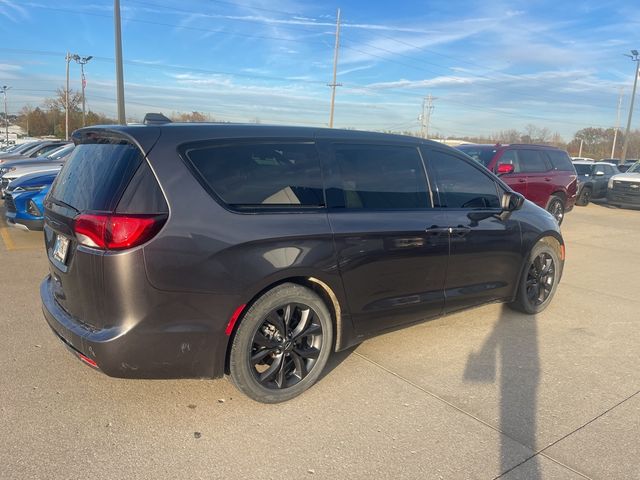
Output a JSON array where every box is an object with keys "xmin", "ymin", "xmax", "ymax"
[
  {"xmin": 546, "ymin": 195, "xmax": 565, "ymax": 224},
  {"xmin": 229, "ymin": 283, "xmax": 333, "ymax": 403},
  {"xmin": 576, "ymin": 187, "xmax": 591, "ymax": 206},
  {"xmin": 509, "ymin": 241, "xmax": 561, "ymax": 314}
]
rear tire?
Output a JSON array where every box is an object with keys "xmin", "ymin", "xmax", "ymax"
[
  {"xmin": 509, "ymin": 241, "xmax": 561, "ymax": 314},
  {"xmin": 546, "ymin": 195, "xmax": 565, "ymax": 224},
  {"xmin": 229, "ymin": 283, "xmax": 333, "ymax": 403},
  {"xmin": 576, "ymin": 187, "xmax": 591, "ymax": 206}
]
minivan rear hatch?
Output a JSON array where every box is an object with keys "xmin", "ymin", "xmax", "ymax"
[{"xmin": 43, "ymin": 128, "xmax": 165, "ymax": 330}]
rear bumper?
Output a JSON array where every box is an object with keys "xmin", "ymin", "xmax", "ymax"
[{"xmin": 40, "ymin": 275, "xmax": 224, "ymax": 379}]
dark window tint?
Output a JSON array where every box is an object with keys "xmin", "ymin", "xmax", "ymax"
[
  {"xmin": 116, "ymin": 161, "xmax": 168, "ymax": 214},
  {"xmin": 50, "ymin": 143, "xmax": 143, "ymax": 211},
  {"xmin": 517, "ymin": 150, "xmax": 550, "ymax": 173},
  {"xmin": 185, "ymin": 142, "xmax": 323, "ymax": 208},
  {"xmin": 546, "ymin": 150, "xmax": 575, "ymax": 171},
  {"xmin": 456, "ymin": 146, "xmax": 497, "ymax": 167},
  {"xmin": 427, "ymin": 149, "xmax": 501, "ymax": 209},
  {"xmin": 329, "ymin": 144, "xmax": 430, "ymax": 209},
  {"xmin": 574, "ymin": 164, "xmax": 593, "ymax": 175}
]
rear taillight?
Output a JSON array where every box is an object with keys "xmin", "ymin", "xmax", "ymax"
[{"xmin": 74, "ymin": 213, "xmax": 167, "ymax": 250}]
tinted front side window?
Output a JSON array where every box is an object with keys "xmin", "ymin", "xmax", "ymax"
[
  {"xmin": 427, "ymin": 149, "xmax": 501, "ymax": 209},
  {"xmin": 574, "ymin": 164, "xmax": 593, "ymax": 175},
  {"xmin": 496, "ymin": 150, "xmax": 521, "ymax": 173},
  {"xmin": 518, "ymin": 150, "xmax": 550, "ymax": 173},
  {"xmin": 185, "ymin": 142, "xmax": 323, "ymax": 208},
  {"xmin": 329, "ymin": 144, "xmax": 430, "ymax": 210},
  {"xmin": 546, "ymin": 150, "xmax": 575, "ymax": 171}
]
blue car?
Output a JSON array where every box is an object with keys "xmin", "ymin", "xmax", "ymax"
[{"xmin": 4, "ymin": 171, "xmax": 58, "ymax": 231}]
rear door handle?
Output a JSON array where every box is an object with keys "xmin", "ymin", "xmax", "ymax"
[
  {"xmin": 544, "ymin": 177, "xmax": 552, "ymax": 182},
  {"xmin": 518, "ymin": 178, "xmax": 526, "ymax": 183},
  {"xmin": 425, "ymin": 226, "xmax": 450, "ymax": 235}
]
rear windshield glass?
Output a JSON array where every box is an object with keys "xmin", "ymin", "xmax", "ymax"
[
  {"xmin": 456, "ymin": 146, "xmax": 496, "ymax": 167},
  {"xmin": 49, "ymin": 143, "xmax": 142, "ymax": 211}
]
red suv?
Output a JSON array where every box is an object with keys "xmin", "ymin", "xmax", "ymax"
[{"xmin": 457, "ymin": 144, "xmax": 577, "ymax": 224}]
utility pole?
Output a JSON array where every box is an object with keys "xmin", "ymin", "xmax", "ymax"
[
  {"xmin": 114, "ymin": 0, "xmax": 126, "ymax": 124},
  {"xmin": 65, "ymin": 52, "xmax": 74, "ymax": 140},
  {"xmin": 578, "ymin": 138, "xmax": 584, "ymax": 157},
  {"xmin": 419, "ymin": 94, "xmax": 435, "ymax": 139},
  {"xmin": 73, "ymin": 55, "xmax": 93, "ymax": 127},
  {"xmin": 611, "ymin": 88, "xmax": 624, "ymax": 158},
  {"xmin": 621, "ymin": 50, "xmax": 640, "ymax": 162},
  {"xmin": 1, "ymin": 85, "xmax": 10, "ymax": 146},
  {"xmin": 328, "ymin": 8, "xmax": 341, "ymax": 128}
]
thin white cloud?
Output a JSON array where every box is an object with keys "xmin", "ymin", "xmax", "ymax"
[{"xmin": 0, "ymin": 0, "xmax": 29, "ymax": 22}]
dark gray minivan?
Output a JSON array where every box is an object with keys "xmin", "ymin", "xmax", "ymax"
[{"xmin": 41, "ymin": 121, "xmax": 565, "ymax": 403}]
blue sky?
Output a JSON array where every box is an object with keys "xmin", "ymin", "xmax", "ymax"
[{"xmin": 1, "ymin": 0, "xmax": 639, "ymax": 139}]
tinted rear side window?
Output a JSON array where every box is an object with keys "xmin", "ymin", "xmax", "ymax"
[
  {"xmin": 517, "ymin": 150, "xmax": 550, "ymax": 173},
  {"xmin": 184, "ymin": 142, "xmax": 324, "ymax": 208},
  {"xmin": 50, "ymin": 143, "xmax": 142, "ymax": 211},
  {"xmin": 546, "ymin": 150, "xmax": 575, "ymax": 172},
  {"xmin": 328, "ymin": 144, "xmax": 430, "ymax": 210}
]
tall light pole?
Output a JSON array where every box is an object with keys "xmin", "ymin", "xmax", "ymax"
[
  {"xmin": 1, "ymin": 85, "xmax": 10, "ymax": 146},
  {"xmin": 328, "ymin": 8, "xmax": 341, "ymax": 128},
  {"xmin": 73, "ymin": 55, "xmax": 93, "ymax": 127},
  {"xmin": 611, "ymin": 88, "xmax": 623, "ymax": 158},
  {"xmin": 114, "ymin": 0, "xmax": 126, "ymax": 124},
  {"xmin": 621, "ymin": 50, "xmax": 640, "ymax": 162},
  {"xmin": 65, "ymin": 52, "xmax": 75, "ymax": 140}
]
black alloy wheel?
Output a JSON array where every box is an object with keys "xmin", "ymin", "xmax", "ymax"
[
  {"xmin": 250, "ymin": 303, "xmax": 323, "ymax": 390},
  {"xmin": 509, "ymin": 240, "xmax": 561, "ymax": 314},
  {"xmin": 577, "ymin": 187, "xmax": 591, "ymax": 206},
  {"xmin": 547, "ymin": 197, "xmax": 565, "ymax": 224},
  {"xmin": 229, "ymin": 283, "xmax": 333, "ymax": 403},
  {"xmin": 525, "ymin": 252, "xmax": 556, "ymax": 306}
]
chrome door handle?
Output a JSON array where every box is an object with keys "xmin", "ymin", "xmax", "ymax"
[{"xmin": 425, "ymin": 226, "xmax": 450, "ymax": 235}]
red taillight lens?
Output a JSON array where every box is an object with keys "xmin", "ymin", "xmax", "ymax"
[{"xmin": 74, "ymin": 213, "xmax": 167, "ymax": 250}]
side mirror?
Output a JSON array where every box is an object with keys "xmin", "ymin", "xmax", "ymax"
[
  {"xmin": 501, "ymin": 191, "xmax": 525, "ymax": 212},
  {"xmin": 496, "ymin": 163, "xmax": 514, "ymax": 175},
  {"xmin": 595, "ymin": 170, "xmax": 605, "ymax": 176}
]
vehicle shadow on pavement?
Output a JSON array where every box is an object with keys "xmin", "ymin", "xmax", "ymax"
[
  {"xmin": 319, "ymin": 346, "xmax": 358, "ymax": 382},
  {"xmin": 464, "ymin": 305, "xmax": 540, "ymax": 478}
]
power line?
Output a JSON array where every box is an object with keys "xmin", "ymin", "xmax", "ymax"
[{"xmin": 14, "ymin": 6, "xmax": 624, "ymax": 114}]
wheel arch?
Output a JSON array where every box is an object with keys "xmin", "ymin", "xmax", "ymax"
[{"xmin": 223, "ymin": 275, "xmax": 347, "ymax": 375}]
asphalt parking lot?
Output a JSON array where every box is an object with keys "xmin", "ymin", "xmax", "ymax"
[{"xmin": 1, "ymin": 202, "xmax": 638, "ymax": 480}]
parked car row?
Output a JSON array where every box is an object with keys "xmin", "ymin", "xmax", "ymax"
[
  {"xmin": 0, "ymin": 142, "xmax": 74, "ymax": 230},
  {"xmin": 456, "ymin": 143, "xmax": 577, "ymax": 224},
  {"xmin": 570, "ymin": 158, "xmax": 640, "ymax": 208}
]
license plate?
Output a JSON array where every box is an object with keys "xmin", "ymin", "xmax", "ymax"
[{"xmin": 53, "ymin": 234, "xmax": 70, "ymax": 264}]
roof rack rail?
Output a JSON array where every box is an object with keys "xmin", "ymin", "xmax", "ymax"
[{"xmin": 143, "ymin": 113, "xmax": 172, "ymax": 125}]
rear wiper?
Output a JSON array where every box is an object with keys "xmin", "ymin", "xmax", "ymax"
[{"xmin": 48, "ymin": 198, "xmax": 80, "ymax": 214}]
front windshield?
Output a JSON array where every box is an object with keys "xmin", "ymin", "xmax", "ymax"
[
  {"xmin": 627, "ymin": 162, "xmax": 640, "ymax": 173},
  {"xmin": 574, "ymin": 164, "xmax": 593, "ymax": 175}
]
